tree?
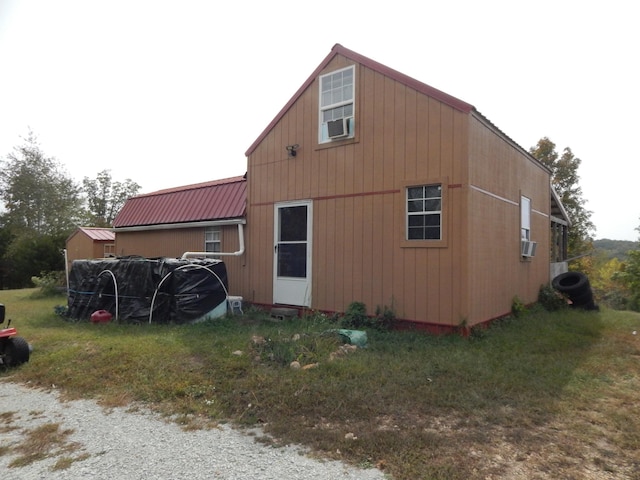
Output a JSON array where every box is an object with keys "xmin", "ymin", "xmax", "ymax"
[
  {"xmin": 591, "ymin": 255, "xmax": 629, "ymax": 310},
  {"xmin": 82, "ymin": 170, "xmax": 141, "ymax": 227},
  {"xmin": 2, "ymin": 231, "xmax": 67, "ymax": 289},
  {"xmin": 614, "ymin": 220, "xmax": 640, "ymax": 311},
  {"xmin": 0, "ymin": 130, "xmax": 83, "ymax": 237},
  {"xmin": 530, "ymin": 137, "xmax": 595, "ymax": 259},
  {"xmin": 0, "ymin": 131, "xmax": 82, "ymax": 287},
  {"xmin": 0, "ymin": 217, "xmax": 15, "ymax": 289}
]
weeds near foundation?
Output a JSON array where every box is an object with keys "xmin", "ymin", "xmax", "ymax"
[{"xmin": 2, "ymin": 289, "xmax": 640, "ymax": 479}]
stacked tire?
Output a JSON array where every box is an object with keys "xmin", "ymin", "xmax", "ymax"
[{"xmin": 551, "ymin": 271, "xmax": 599, "ymax": 311}]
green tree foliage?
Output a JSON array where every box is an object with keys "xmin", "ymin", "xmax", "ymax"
[
  {"xmin": 0, "ymin": 131, "xmax": 83, "ymax": 236},
  {"xmin": 593, "ymin": 239, "xmax": 637, "ymax": 261},
  {"xmin": 530, "ymin": 137, "xmax": 595, "ymax": 260},
  {"xmin": 82, "ymin": 169, "xmax": 141, "ymax": 227},
  {"xmin": 3, "ymin": 232, "xmax": 67, "ymax": 288},
  {"xmin": 0, "ymin": 131, "xmax": 83, "ymax": 287},
  {"xmin": 590, "ymin": 255, "xmax": 629, "ymax": 310},
  {"xmin": 613, "ymin": 221, "xmax": 640, "ymax": 311},
  {"xmin": 0, "ymin": 222, "xmax": 15, "ymax": 289}
]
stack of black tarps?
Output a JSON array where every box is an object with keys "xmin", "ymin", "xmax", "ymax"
[{"xmin": 67, "ymin": 257, "xmax": 229, "ymax": 323}]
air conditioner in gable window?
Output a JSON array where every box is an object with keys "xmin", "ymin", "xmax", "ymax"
[
  {"xmin": 521, "ymin": 239, "xmax": 537, "ymax": 257},
  {"xmin": 327, "ymin": 117, "xmax": 351, "ymax": 139}
]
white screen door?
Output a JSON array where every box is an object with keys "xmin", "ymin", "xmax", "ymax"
[{"xmin": 273, "ymin": 200, "xmax": 312, "ymax": 306}]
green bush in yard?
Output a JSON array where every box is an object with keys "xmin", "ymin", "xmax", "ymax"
[{"xmin": 538, "ymin": 283, "xmax": 569, "ymax": 311}]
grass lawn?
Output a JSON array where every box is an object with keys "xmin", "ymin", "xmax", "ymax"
[{"xmin": 1, "ymin": 288, "xmax": 639, "ymax": 479}]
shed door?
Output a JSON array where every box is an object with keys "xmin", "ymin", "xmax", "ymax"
[{"xmin": 273, "ymin": 201, "xmax": 312, "ymax": 306}]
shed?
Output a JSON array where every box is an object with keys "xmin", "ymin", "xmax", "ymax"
[{"xmin": 65, "ymin": 227, "xmax": 115, "ymax": 269}]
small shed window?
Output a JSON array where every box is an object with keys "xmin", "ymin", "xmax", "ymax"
[
  {"xmin": 319, "ymin": 66, "xmax": 355, "ymax": 143},
  {"xmin": 205, "ymin": 227, "xmax": 221, "ymax": 253},
  {"xmin": 406, "ymin": 184, "xmax": 442, "ymax": 240}
]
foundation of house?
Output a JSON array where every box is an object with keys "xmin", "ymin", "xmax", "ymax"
[{"xmin": 270, "ymin": 307, "xmax": 298, "ymax": 321}]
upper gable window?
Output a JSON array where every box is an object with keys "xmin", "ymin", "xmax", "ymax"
[{"xmin": 319, "ymin": 66, "xmax": 355, "ymax": 143}]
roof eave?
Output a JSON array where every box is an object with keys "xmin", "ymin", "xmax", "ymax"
[{"xmin": 113, "ymin": 217, "xmax": 246, "ymax": 232}]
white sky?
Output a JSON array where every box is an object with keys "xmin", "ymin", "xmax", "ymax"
[{"xmin": 1, "ymin": 0, "xmax": 638, "ymax": 240}]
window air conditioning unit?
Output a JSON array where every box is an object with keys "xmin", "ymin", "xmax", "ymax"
[
  {"xmin": 327, "ymin": 117, "xmax": 350, "ymax": 139},
  {"xmin": 521, "ymin": 239, "xmax": 537, "ymax": 257}
]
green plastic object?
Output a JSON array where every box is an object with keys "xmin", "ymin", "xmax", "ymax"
[{"xmin": 332, "ymin": 329, "xmax": 368, "ymax": 348}]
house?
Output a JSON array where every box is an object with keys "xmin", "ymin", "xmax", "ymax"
[
  {"xmin": 112, "ymin": 44, "xmax": 570, "ymax": 332},
  {"xmin": 65, "ymin": 227, "xmax": 115, "ymax": 268},
  {"xmin": 112, "ymin": 176, "xmax": 247, "ymax": 294}
]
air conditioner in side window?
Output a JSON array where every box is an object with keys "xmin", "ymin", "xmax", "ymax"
[
  {"xmin": 521, "ymin": 239, "xmax": 537, "ymax": 257},
  {"xmin": 327, "ymin": 117, "xmax": 351, "ymax": 139}
]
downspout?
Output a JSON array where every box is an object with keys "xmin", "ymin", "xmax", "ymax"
[{"xmin": 181, "ymin": 223, "xmax": 245, "ymax": 259}]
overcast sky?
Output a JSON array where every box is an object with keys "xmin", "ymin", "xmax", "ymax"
[{"xmin": 1, "ymin": 0, "xmax": 638, "ymax": 240}]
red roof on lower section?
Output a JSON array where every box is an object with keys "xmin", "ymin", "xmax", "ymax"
[
  {"xmin": 68, "ymin": 227, "xmax": 115, "ymax": 242},
  {"xmin": 113, "ymin": 176, "xmax": 247, "ymax": 228}
]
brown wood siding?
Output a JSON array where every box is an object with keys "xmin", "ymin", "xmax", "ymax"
[
  {"xmin": 467, "ymin": 115, "xmax": 550, "ymax": 324},
  {"xmin": 241, "ymin": 206, "xmax": 273, "ymax": 304},
  {"xmin": 243, "ymin": 54, "xmax": 471, "ymax": 326},
  {"xmin": 114, "ymin": 225, "xmax": 246, "ymax": 295},
  {"xmin": 66, "ymin": 236, "xmax": 112, "ymax": 269}
]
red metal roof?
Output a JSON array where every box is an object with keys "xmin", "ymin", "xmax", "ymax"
[
  {"xmin": 68, "ymin": 227, "xmax": 115, "ymax": 242},
  {"xmin": 113, "ymin": 176, "xmax": 247, "ymax": 228},
  {"xmin": 81, "ymin": 227, "xmax": 115, "ymax": 241}
]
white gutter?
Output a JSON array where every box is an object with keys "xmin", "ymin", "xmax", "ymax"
[
  {"xmin": 113, "ymin": 218, "xmax": 245, "ymax": 232},
  {"xmin": 181, "ymin": 222, "xmax": 245, "ymax": 259}
]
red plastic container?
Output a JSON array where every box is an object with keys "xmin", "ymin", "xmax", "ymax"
[{"xmin": 90, "ymin": 310, "xmax": 112, "ymax": 324}]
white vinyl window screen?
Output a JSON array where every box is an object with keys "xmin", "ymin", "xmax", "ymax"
[
  {"xmin": 205, "ymin": 227, "xmax": 221, "ymax": 253},
  {"xmin": 319, "ymin": 66, "xmax": 354, "ymax": 142},
  {"xmin": 521, "ymin": 196, "xmax": 531, "ymax": 240},
  {"xmin": 407, "ymin": 184, "xmax": 442, "ymax": 240}
]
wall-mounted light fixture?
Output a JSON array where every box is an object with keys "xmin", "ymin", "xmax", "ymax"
[{"xmin": 285, "ymin": 144, "xmax": 299, "ymax": 157}]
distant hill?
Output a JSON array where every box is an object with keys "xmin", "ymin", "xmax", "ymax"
[{"xmin": 593, "ymin": 238, "xmax": 638, "ymax": 261}]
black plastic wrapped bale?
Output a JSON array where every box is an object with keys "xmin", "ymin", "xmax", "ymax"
[
  {"xmin": 67, "ymin": 257, "xmax": 229, "ymax": 323},
  {"xmin": 551, "ymin": 271, "xmax": 599, "ymax": 311}
]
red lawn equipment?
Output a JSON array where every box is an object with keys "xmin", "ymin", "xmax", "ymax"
[{"xmin": 0, "ymin": 303, "xmax": 31, "ymax": 367}]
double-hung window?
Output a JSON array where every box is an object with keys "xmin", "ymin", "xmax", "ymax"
[
  {"xmin": 319, "ymin": 66, "xmax": 354, "ymax": 142},
  {"xmin": 406, "ymin": 184, "xmax": 442, "ymax": 240},
  {"xmin": 205, "ymin": 227, "xmax": 221, "ymax": 254}
]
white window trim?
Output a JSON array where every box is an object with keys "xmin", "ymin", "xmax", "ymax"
[
  {"xmin": 205, "ymin": 226, "xmax": 221, "ymax": 253},
  {"xmin": 318, "ymin": 65, "xmax": 355, "ymax": 143}
]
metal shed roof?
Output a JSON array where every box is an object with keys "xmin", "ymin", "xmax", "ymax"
[
  {"xmin": 113, "ymin": 176, "xmax": 247, "ymax": 228},
  {"xmin": 67, "ymin": 227, "xmax": 115, "ymax": 242}
]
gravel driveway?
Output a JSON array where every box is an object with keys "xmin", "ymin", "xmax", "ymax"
[{"xmin": 0, "ymin": 381, "xmax": 386, "ymax": 480}]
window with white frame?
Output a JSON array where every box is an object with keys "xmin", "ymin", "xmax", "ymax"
[
  {"xmin": 319, "ymin": 66, "xmax": 354, "ymax": 142},
  {"xmin": 205, "ymin": 227, "xmax": 221, "ymax": 253},
  {"xmin": 103, "ymin": 243, "xmax": 115, "ymax": 258},
  {"xmin": 406, "ymin": 184, "xmax": 442, "ymax": 240},
  {"xmin": 520, "ymin": 196, "xmax": 531, "ymax": 240}
]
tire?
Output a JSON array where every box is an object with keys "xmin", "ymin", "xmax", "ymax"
[
  {"xmin": 570, "ymin": 289, "xmax": 594, "ymax": 306},
  {"xmin": 4, "ymin": 336, "xmax": 30, "ymax": 366},
  {"xmin": 552, "ymin": 272, "xmax": 589, "ymax": 296}
]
